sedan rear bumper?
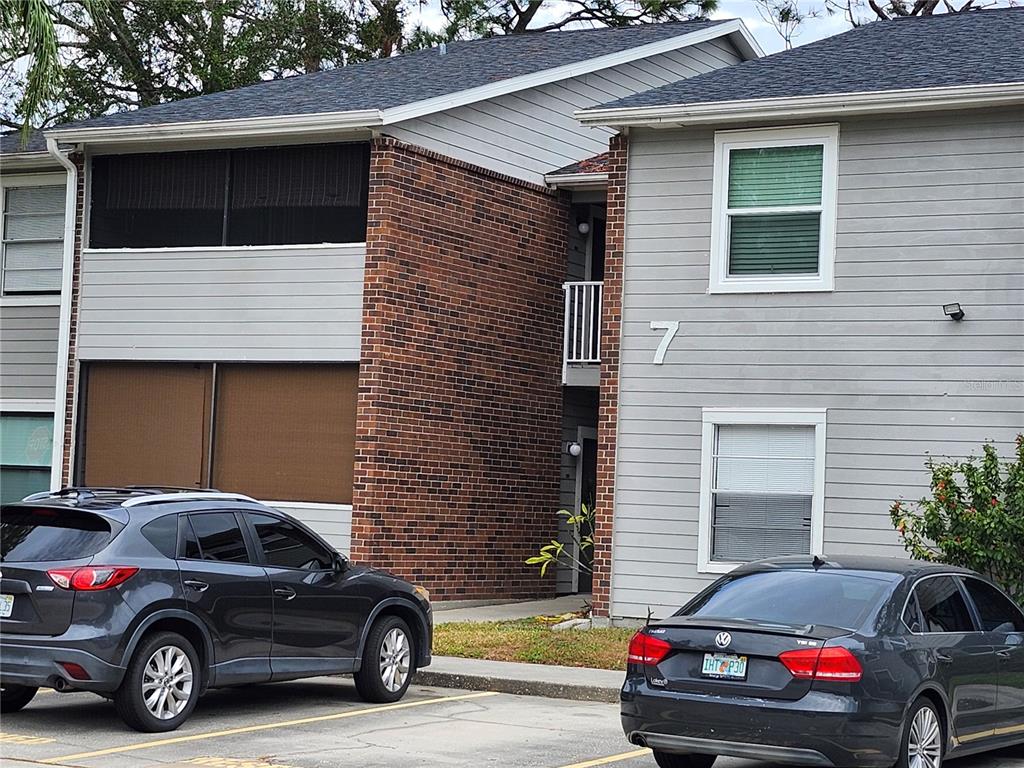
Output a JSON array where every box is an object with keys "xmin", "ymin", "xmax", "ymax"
[
  {"xmin": 0, "ymin": 640, "xmax": 125, "ymax": 693},
  {"xmin": 622, "ymin": 679, "xmax": 903, "ymax": 768},
  {"xmin": 630, "ymin": 731, "xmax": 832, "ymax": 766}
]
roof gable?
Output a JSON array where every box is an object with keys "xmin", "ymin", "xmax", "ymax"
[{"xmin": 50, "ymin": 19, "xmax": 757, "ymax": 139}]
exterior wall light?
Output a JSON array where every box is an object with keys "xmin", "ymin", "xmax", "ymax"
[
  {"xmin": 577, "ymin": 221, "xmax": 591, "ymax": 235},
  {"xmin": 564, "ymin": 441, "xmax": 583, "ymax": 457},
  {"xmin": 943, "ymin": 303, "xmax": 965, "ymax": 321}
]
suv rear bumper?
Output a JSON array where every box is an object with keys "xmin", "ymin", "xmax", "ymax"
[{"xmin": 0, "ymin": 640, "xmax": 125, "ymax": 693}]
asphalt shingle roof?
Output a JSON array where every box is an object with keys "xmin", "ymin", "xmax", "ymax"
[
  {"xmin": 590, "ymin": 8, "xmax": 1024, "ymax": 111},
  {"xmin": 549, "ymin": 152, "xmax": 610, "ymax": 176},
  {"xmin": 1, "ymin": 128, "xmax": 48, "ymax": 155},
  {"xmin": 55, "ymin": 20, "xmax": 727, "ymax": 132}
]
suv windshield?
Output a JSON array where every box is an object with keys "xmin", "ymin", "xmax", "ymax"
[
  {"xmin": 681, "ymin": 570, "xmax": 896, "ymax": 631},
  {"xmin": 1, "ymin": 507, "xmax": 114, "ymax": 562}
]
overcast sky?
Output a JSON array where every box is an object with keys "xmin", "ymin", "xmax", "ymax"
[{"xmin": 407, "ymin": 0, "xmax": 855, "ymax": 55}]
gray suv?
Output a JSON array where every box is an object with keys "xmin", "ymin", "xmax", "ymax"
[{"xmin": 0, "ymin": 487, "xmax": 432, "ymax": 732}]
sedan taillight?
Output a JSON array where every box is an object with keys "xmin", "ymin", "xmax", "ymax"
[
  {"xmin": 47, "ymin": 566, "xmax": 139, "ymax": 591},
  {"xmin": 779, "ymin": 646, "xmax": 863, "ymax": 682},
  {"xmin": 627, "ymin": 631, "xmax": 672, "ymax": 666}
]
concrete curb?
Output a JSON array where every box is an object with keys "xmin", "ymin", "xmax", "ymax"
[{"xmin": 415, "ymin": 656, "xmax": 623, "ymax": 703}]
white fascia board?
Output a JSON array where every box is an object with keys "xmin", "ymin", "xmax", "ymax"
[
  {"xmin": 46, "ymin": 109, "xmax": 385, "ymax": 144},
  {"xmin": 576, "ymin": 82, "xmax": 1024, "ymax": 126},
  {"xmin": 543, "ymin": 171, "xmax": 609, "ymax": 189},
  {"xmin": 380, "ymin": 20, "xmax": 760, "ymax": 125},
  {"xmin": 1, "ymin": 151, "xmax": 65, "ymax": 172}
]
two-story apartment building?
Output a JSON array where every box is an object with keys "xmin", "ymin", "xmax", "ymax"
[
  {"xmin": 575, "ymin": 9, "xmax": 1024, "ymax": 619},
  {"xmin": 0, "ymin": 130, "xmax": 73, "ymax": 502},
  {"xmin": 7, "ymin": 20, "xmax": 760, "ymax": 600}
]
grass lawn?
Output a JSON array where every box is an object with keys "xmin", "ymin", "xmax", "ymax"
[{"xmin": 433, "ymin": 619, "xmax": 636, "ymax": 670}]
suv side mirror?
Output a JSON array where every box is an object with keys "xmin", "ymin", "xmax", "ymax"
[{"xmin": 332, "ymin": 553, "xmax": 348, "ymax": 574}]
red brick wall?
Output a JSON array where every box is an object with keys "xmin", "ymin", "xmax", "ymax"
[
  {"xmin": 351, "ymin": 137, "xmax": 567, "ymax": 600},
  {"xmin": 60, "ymin": 154, "xmax": 86, "ymax": 485},
  {"xmin": 592, "ymin": 135, "xmax": 628, "ymax": 618}
]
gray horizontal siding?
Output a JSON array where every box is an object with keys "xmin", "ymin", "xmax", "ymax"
[
  {"xmin": 266, "ymin": 501, "xmax": 352, "ymax": 554},
  {"xmin": 610, "ymin": 107, "xmax": 1024, "ymax": 620},
  {"xmin": 387, "ymin": 39, "xmax": 742, "ymax": 184},
  {"xmin": 77, "ymin": 245, "xmax": 365, "ymax": 362},
  {"xmin": 0, "ymin": 303, "xmax": 60, "ymax": 401}
]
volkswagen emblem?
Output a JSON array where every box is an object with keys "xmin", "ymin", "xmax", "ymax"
[{"xmin": 714, "ymin": 631, "xmax": 732, "ymax": 649}]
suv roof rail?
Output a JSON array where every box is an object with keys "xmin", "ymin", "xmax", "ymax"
[
  {"xmin": 121, "ymin": 491, "xmax": 258, "ymax": 508},
  {"xmin": 20, "ymin": 487, "xmax": 139, "ymax": 503}
]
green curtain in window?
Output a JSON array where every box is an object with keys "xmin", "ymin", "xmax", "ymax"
[
  {"xmin": 728, "ymin": 145, "xmax": 824, "ymax": 208},
  {"xmin": 729, "ymin": 213, "xmax": 821, "ymax": 274}
]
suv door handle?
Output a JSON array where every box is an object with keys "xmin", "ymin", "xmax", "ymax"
[
  {"xmin": 936, "ymin": 652, "xmax": 953, "ymax": 663},
  {"xmin": 274, "ymin": 587, "xmax": 297, "ymax": 601},
  {"xmin": 996, "ymin": 649, "xmax": 1011, "ymax": 658},
  {"xmin": 183, "ymin": 580, "xmax": 209, "ymax": 592}
]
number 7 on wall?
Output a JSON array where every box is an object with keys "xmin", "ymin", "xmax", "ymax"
[{"xmin": 650, "ymin": 321, "xmax": 679, "ymax": 365}]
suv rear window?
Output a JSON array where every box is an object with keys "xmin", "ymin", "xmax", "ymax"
[
  {"xmin": 681, "ymin": 570, "xmax": 895, "ymax": 631},
  {"xmin": 1, "ymin": 507, "xmax": 114, "ymax": 562}
]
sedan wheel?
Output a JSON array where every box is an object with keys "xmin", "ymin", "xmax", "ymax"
[{"xmin": 901, "ymin": 699, "xmax": 944, "ymax": 768}]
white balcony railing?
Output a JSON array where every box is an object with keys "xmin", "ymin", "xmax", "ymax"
[{"xmin": 562, "ymin": 281, "xmax": 602, "ymax": 383}]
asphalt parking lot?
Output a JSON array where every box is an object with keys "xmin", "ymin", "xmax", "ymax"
[{"xmin": 2, "ymin": 679, "xmax": 1022, "ymax": 768}]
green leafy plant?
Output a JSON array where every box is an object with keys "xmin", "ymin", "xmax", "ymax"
[
  {"xmin": 526, "ymin": 503, "xmax": 594, "ymax": 577},
  {"xmin": 891, "ymin": 435, "xmax": 1024, "ymax": 602}
]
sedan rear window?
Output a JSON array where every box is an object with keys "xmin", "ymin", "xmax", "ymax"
[
  {"xmin": 681, "ymin": 570, "xmax": 895, "ymax": 631},
  {"xmin": 1, "ymin": 507, "xmax": 113, "ymax": 562}
]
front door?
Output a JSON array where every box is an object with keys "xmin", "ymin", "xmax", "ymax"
[
  {"xmin": 178, "ymin": 511, "xmax": 273, "ymax": 685},
  {"xmin": 961, "ymin": 577, "xmax": 1024, "ymax": 738},
  {"xmin": 244, "ymin": 512, "xmax": 370, "ymax": 680},
  {"xmin": 574, "ymin": 427, "xmax": 597, "ymax": 594}
]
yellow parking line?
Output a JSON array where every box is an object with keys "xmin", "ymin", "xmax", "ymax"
[
  {"xmin": 558, "ymin": 748, "xmax": 652, "ymax": 768},
  {"xmin": 43, "ymin": 691, "xmax": 499, "ymax": 763},
  {"xmin": 0, "ymin": 732, "xmax": 56, "ymax": 745}
]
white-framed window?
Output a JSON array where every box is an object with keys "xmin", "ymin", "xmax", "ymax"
[
  {"xmin": 697, "ymin": 408, "xmax": 826, "ymax": 574},
  {"xmin": 709, "ymin": 125, "xmax": 839, "ymax": 294},
  {"xmin": 1, "ymin": 173, "xmax": 67, "ymax": 296},
  {"xmin": 0, "ymin": 408, "xmax": 55, "ymax": 503}
]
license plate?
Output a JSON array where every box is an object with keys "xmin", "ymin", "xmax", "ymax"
[
  {"xmin": 701, "ymin": 652, "xmax": 747, "ymax": 680},
  {"xmin": 0, "ymin": 594, "xmax": 13, "ymax": 618}
]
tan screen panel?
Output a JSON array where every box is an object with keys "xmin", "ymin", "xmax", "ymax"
[
  {"xmin": 81, "ymin": 363, "xmax": 212, "ymax": 487},
  {"xmin": 212, "ymin": 364, "xmax": 358, "ymax": 504}
]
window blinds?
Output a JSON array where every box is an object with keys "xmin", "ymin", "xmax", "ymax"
[
  {"xmin": 726, "ymin": 145, "xmax": 824, "ymax": 276},
  {"xmin": 711, "ymin": 424, "xmax": 815, "ymax": 562},
  {"xmin": 2, "ymin": 185, "xmax": 65, "ymax": 293}
]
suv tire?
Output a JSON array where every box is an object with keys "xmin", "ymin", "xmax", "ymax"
[
  {"xmin": 354, "ymin": 615, "xmax": 414, "ymax": 703},
  {"xmin": 0, "ymin": 684, "xmax": 38, "ymax": 713},
  {"xmin": 115, "ymin": 631, "xmax": 200, "ymax": 732}
]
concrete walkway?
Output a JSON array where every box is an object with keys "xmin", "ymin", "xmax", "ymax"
[{"xmin": 433, "ymin": 593, "xmax": 592, "ymax": 624}]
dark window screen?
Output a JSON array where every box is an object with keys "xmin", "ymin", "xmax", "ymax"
[
  {"xmin": 248, "ymin": 513, "xmax": 332, "ymax": 570},
  {"xmin": 963, "ymin": 578, "xmax": 1024, "ymax": 632},
  {"xmin": 1, "ymin": 507, "xmax": 113, "ymax": 562},
  {"xmin": 90, "ymin": 151, "xmax": 226, "ymax": 248},
  {"xmin": 89, "ymin": 144, "xmax": 369, "ymax": 248},
  {"xmin": 187, "ymin": 513, "xmax": 249, "ymax": 564},
  {"xmin": 916, "ymin": 577, "xmax": 975, "ymax": 633},
  {"xmin": 682, "ymin": 570, "xmax": 894, "ymax": 631}
]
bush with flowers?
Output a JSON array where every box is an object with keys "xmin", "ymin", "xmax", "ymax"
[{"xmin": 891, "ymin": 434, "xmax": 1024, "ymax": 603}]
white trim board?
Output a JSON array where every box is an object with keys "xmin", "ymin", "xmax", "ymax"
[
  {"xmin": 576, "ymin": 82, "xmax": 1024, "ymax": 127},
  {"xmin": 46, "ymin": 21, "xmax": 761, "ymax": 146},
  {"xmin": 0, "ymin": 400, "xmax": 56, "ymax": 413},
  {"xmin": 696, "ymin": 407, "xmax": 827, "ymax": 575}
]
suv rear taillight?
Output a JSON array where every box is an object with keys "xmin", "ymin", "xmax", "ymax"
[
  {"xmin": 627, "ymin": 631, "xmax": 672, "ymax": 666},
  {"xmin": 779, "ymin": 646, "xmax": 862, "ymax": 682},
  {"xmin": 47, "ymin": 566, "xmax": 139, "ymax": 591}
]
